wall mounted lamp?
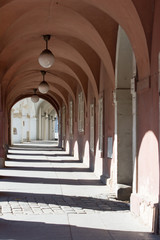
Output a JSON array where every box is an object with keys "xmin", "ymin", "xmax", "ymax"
[
  {"xmin": 38, "ymin": 71, "xmax": 49, "ymax": 94},
  {"xmin": 38, "ymin": 35, "xmax": 55, "ymax": 68}
]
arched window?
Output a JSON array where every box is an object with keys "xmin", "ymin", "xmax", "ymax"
[
  {"xmin": 62, "ymin": 106, "xmax": 66, "ymax": 137},
  {"xmin": 69, "ymin": 101, "xmax": 73, "ymax": 135},
  {"xmin": 78, "ymin": 91, "xmax": 84, "ymax": 133},
  {"xmin": 90, "ymin": 103, "xmax": 94, "ymax": 152},
  {"xmin": 98, "ymin": 97, "xmax": 103, "ymax": 152}
]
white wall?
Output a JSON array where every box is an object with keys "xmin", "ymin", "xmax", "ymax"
[
  {"xmin": 11, "ymin": 97, "xmax": 58, "ymax": 144},
  {"xmin": 11, "ymin": 98, "xmax": 37, "ymax": 144}
]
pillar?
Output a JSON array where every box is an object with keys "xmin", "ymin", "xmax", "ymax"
[
  {"xmin": 0, "ymin": 111, "xmax": 5, "ymax": 167},
  {"xmin": 116, "ymin": 89, "xmax": 132, "ymax": 186},
  {"xmin": 38, "ymin": 107, "xmax": 42, "ymax": 140},
  {"xmin": 58, "ymin": 109, "xmax": 62, "ymax": 147},
  {"xmin": 131, "ymin": 78, "xmax": 137, "ymax": 194},
  {"xmin": 42, "ymin": 113, "xmax": 45, "ymax": 140},
  {"xmin": 44, "ymin": 114, "xmax": 48, "ymax": 140},
  {"xmin": 21, "ymin": 115, "xmax": 24, "ymax": 143}
]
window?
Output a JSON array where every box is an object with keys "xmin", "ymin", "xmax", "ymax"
[
  {"xmin": 69, "ymin": 101, "xmax": 73, "ymax": 135},
  {"xmin": 58, "ymin": 110, "xmax": 61, "ymax": 137},
  {"xmin": 62, "ymin": 106, "xmax": 66, "ymax": 137},
  {"xmin": 13, "ymin": 128, "xmax": 17, "ymax": 135},
  {"xmin": 90, "ymin": 103, "xmax": 94, "ymax": 152},
  {"xmin": 78, "ymin": 91, "xmax": 84, "ymax": 132},
  {"xmin": 98, "ymin": 97, "xmax": 103, "ymax": 151}
]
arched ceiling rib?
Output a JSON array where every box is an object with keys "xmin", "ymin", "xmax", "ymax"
[
  {"xmin": 7, "ymin": 73, "xmax": 76, "ymax": 103},
  {"xmin": 37, "ymin": 100, "xmax": 58, "ymax": 119},
  {"xmin": 7, "ymin": 81, "xmax": 68, "ymax": 109},
  {"xmin": 0, "ymin": 0, "xmax": 151, "ymax": 109},
  {"xmin": 0, "ymin": 38, "xmax": 99, "ymax": 99},
  {"xmin": 9, "ymin": 93, "xmax": 60, "ymax": 115},
  {"xmin": 7, "ymin": 88, "xmax": 63, "ymax": 113},
  {"xmin": 82, "ymin": 0, "xmax": 150, "ymax": 79},
  {"xmin": 0, "ymin": 1, "xmax": 115, "ymax": 102}
]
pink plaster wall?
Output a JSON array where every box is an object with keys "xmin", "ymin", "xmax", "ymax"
[
  {"xmin": 136, "ymin": 0, "xmax": 160, "ymax": 202},
  {"xmin": 66, "ymin": 61, "xmax": 114, "ymax": 182},
  {"xmin": 98, "ymin": 62, "xmax": 114, "ymax": 182}
]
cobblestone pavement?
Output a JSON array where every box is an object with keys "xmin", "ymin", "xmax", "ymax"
[
  {"xmin": 0, "ymin": 193, "xmax": 129, "ymax": 216},
  {"xmin": 0, "ymin": 143, "xmax": 159, "ymax": 240},
  {"xmin": 0, "ymin": 144, "xmax": 129, "ymax": 216}
]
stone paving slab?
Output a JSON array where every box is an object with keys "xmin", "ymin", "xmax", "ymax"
[
  {"xmin": 0, "ymin": 144, "xmax": 159, "ymax": 240},
  {"xmin": 0, "ymin": 214, "xmax": 71, "ymax": 240},
  {"xmin": 0, "ymin": 192, "xmax": 129, "ymax": 216},
  {"xmin": 1, "ymin": 213, "xmax": 159, "ymax": 240}
]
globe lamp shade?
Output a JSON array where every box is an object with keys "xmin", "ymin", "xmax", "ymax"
[
  {"xmin": 31, "ymin": 94, "xmax": 39, "ymax": 103},
  {"xmin": 38, "ymin": 80, "xmax": 49, "ymax": 94},
  {"xmin": 38, "ymin": 49, "xmax": 55, "ymax": 68}
]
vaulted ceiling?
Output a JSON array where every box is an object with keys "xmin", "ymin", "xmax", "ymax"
[{"xmin": 0, "ymin": 0, "xmax": 154, "ymax": 111}]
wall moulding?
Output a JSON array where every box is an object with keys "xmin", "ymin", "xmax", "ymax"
[
  {"xmin": 137, "ymin": 77, "xmax": 151, "ymax": 93},
  {"xmin": 130, "ymin": 193, "xmax": 159, "ymax": 233}
]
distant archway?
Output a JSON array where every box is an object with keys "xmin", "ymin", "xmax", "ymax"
[
  {"xmin": 11, "ymin": 97, "xmax": 58, "ymax": 145},
  {"xmin": 114, "ymin": 26, "xmax": 137, "ymax": 200}
]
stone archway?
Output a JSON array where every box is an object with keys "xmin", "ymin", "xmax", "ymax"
[
  {"xmin": 114, "ymin": 26, "xmax": 137, "ymax": 200},
  {"xmin": 11, "ymin": 97, "xmax": 58, "ymax": 145}
]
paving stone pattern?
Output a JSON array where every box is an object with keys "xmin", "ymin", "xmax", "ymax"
[
  {"xmin": 0, "ymin": 144, "xmax": 160, "ymax": 240},
  {"xmin": 0, "ymin": 194, "xmax": 129, "ymax": 215},
  {"xmin": 0, "ymin": 144, "xmax": 129, "ymax": 217}
]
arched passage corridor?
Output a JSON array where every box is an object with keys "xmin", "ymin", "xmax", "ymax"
[
  {"xmin": 11, "ymin": 97, "xmax": 58, "ymax": 144},
  {"xmin": 0, "ymin": 0, "xmax": 160, "ymax": 237}
]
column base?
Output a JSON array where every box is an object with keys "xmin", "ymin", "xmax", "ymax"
[
  {"xmin": 130, "ymin": 193, "xmax": 159, "ymax": 233},
  {"xmin": 100, "ymin": 175, "xmax": 108, "ymax": 184},
  {"xmin": 117, "ymin": 184, "xmax": 132, "ymax": 201},
  {"xmin": 0, "ymin": 158, "xmax": 5, "ymax": 168}
]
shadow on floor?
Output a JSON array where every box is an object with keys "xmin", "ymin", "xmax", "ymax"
[
  {"xmin": 8, "ymin": 153, "xmax": 70, "ymax": 156},
  {"xmin": 9, "ymin": 146, "xmax": 61, "ymax": 151},
  {"xmin": 5, "ymin": 166, "xmax": 91, "ymax": 172},
  {"xmin": 0, "ymin": 191, "xmax": 129, "ymax": 212},
  {"xmin": 6, "ymin": 159, "xmax": 81, "ymax": 163},
  {"xmin": 0, "ymin": 218, "xmax": 158, "ymax": 240},
  {"xmin": 1, "ymin": 175, "xmax": 103, "ymax": 185}
]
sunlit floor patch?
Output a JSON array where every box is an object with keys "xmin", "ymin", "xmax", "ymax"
[{"xmin": 0, "ymin": 142, "xmax": 159, "ymax": 240}]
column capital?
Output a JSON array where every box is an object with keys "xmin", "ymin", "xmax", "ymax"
[{"xmin": 137, "ymin": 76, "xmax": 151, "ymax": 93}]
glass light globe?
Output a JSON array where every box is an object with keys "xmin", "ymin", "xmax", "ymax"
[
  {"xmin": 31, "ymin": 94, "xmax": 39, "ymax": 103},
  {"xmin": 38, "ymin": 49, "xmax": 55, "ymax": 68},
  {"xmin": 38, "ymin": 81, "xmax": 49, "ymax": 94}
]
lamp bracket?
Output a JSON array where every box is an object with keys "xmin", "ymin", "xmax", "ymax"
[
  {"xmin": 43, "ymin": 35, "xmax": 51, "ymax": 41},
  {"xmin": 41, "ymin": 70, "xmax": 46, "ymax": 76},
  {"xmin": 33, "ymin": 88, "xmax": 37, "ymax": 94}
]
